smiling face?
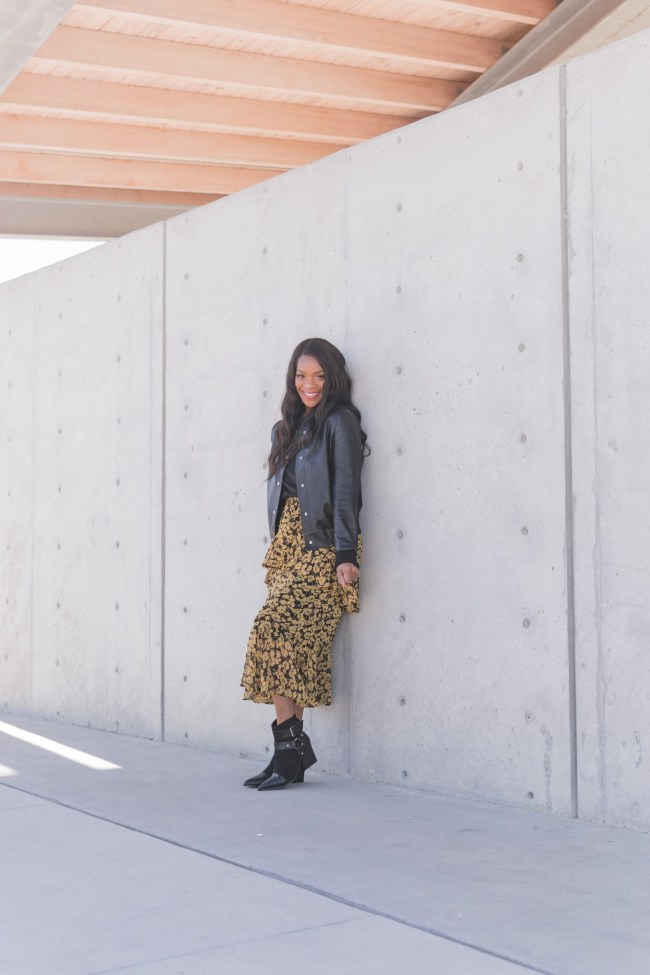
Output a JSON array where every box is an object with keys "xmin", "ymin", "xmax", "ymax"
[{"xmin": 295, "ymin": 354, "xmax": 325, "ymax": 412}]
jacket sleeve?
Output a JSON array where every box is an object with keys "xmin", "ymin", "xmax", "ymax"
[
  {"xmin": 329, "ymin": 410, "xmax": 362, "ymax": 567},
  {"xmin": 266, "ymin": 421, "xmax": 283, "ymax": 537}
]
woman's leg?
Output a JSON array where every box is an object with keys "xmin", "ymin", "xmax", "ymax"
[
  {"xmin": 243, "ymin": 699, "xmax": 296, "ymax": 788},
  {"xmin": 259, "ymin": 696, "xmax": 303, "ymax": 790},
  {"xmin": 247, "ymin": 697, "xmax": 315, "ymax": 791},
  {"xmin": 272, "ymin": 694, "xmax": 298, "ymax": 722},
  {"xmin": 271, "ymin": 696, "xmax": 313, "ymax": 766}
]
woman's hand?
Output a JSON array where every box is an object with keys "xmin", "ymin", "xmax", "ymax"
[{"xmin": 336, "ymin": 562, "xmax": 360, "ymax": 587}]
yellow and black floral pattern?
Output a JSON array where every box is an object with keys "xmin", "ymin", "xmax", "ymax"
[{"xmin": 241, "ymin": 498, "xmax": 360, "ymax": 707}]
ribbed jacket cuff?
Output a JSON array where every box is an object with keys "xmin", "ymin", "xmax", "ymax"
[{"xmin": 335, "ymin": 549, "xmax": 358, "ymax": 568}]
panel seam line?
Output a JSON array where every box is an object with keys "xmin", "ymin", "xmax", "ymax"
[
  {"xmin": 560, "ymin": 63, "xmax": 579, "ymax": 820},
  {"xmin": 160, "ymin": 223, "xmax": 167, "ymax": 742}
]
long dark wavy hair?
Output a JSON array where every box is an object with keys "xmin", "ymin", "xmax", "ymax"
[{"xmin": 268, "ymin": 337, "xmax": 369, "ymax": 478}]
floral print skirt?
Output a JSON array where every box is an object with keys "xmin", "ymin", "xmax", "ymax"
[{"xmin": 241, "ymin": 497, "xmax": 360, "ymax": 708}]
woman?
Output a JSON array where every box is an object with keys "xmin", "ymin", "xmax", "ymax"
[{"xmin": 241, "ymin": 337, "xmax": 368, "ymax": 790}]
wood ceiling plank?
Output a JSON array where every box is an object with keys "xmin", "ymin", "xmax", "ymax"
[
  {"xmin": 0, "ymin": 149, "xmax": 275, "ymax": 193},
  {"xmin": 416, "ymin": 0, "xmax": 556, "ymax": 25},
  {"xmin": 0, "ymin": 112, "xmax": 340, "ymax": 167},
  {"xmin": 1, "ymin": 73, "xmax": 418, "ymax": 143},
  {"xmin": 74, "ymin": 0, "xmax": 506, "ymax": 72},
  {"xmin": 34, "ymin": 25, "xmax": 463, "ymax": 110},
  {"xmin": 0, "ymin": 181, "xmax": 217, "ymax": 205}
]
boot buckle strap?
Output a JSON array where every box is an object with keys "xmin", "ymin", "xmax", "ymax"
[{"xmin": 275, "ymin": 737, "xmax": 305, "ymax": 753}]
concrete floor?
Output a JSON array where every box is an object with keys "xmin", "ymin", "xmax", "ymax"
[{"xmin": 1, "ymin": 713, "xmax": 649, "ymax": 975}]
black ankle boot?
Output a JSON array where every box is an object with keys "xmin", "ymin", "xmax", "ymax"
[
  {"xmin": 243, "ymin": 721, "xmax": 277, "ymax": 788},
  {"xmin": 243, "ymin": 756, "xmax": 274, "ymax": 788},
  {"xmin": 258, "ymin": 716, "xmax": 311, "ymax": 791}
]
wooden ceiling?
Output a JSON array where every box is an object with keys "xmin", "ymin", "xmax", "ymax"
[{"xmin": 0, "ymin": 0, "xmax": 559, "ymax": 231}]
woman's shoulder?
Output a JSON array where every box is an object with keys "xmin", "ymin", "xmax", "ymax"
[
  {"xmin": 324, "ymin": 406, "xmax": 361, "ymax": 436},
  {"xmin": 329, "ymin": 405, "xmax": 360, "ymax": 421}
]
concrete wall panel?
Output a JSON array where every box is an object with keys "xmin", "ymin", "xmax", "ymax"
[
  {"xmin": 329, "ymin": 73, "xmax": 572, "ymax": 810},
  {"xmin": 0, "ymin": 1, "xmax": 75, "ymax": 93},
  {"xmin": 567, "ymin": 32, "xmax": 650, "ymax": 827},
  {"xmin": 163, "ymin": 75, "xmax": 573, "ymax": 812},
  {"xmin": 162, "ymin": 159, "xmax": 351, "ymax": 752},
  {"xmin": 29, "ymin": 230, "xmax": 164, "ymax": 737},
  {"xmin": 0, "ymin": 276, "xmax": 35, "ymax": 713}
]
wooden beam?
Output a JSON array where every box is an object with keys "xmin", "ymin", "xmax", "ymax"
[
  {"xmin": 0, "ymin": 113, "xmax": 340, "ymax": 168},
  {"xmin": 1, "ymin": 74, "xmax": 419, "ymax": 144},
  {"xmin": 34, "ymin": 26, "xmax": 463, "ymax": 111},
  {"xmin": 75, "ymin": 0, "xmax": 505, "ymax": 72},
  {"xmin": 0, "ymin": 181, "xmax": 217, "ymax": 206},
  {"xmin": 0, "ymin": 150, "xmax": 278, "ymax": 194},
  {"xmin": 414, "ymin": 0, "xmax": 556, "ymax": 24}
]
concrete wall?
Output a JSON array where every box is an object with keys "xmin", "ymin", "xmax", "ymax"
[
  {"xmin": 0, "ymin": 1, "xmax": 75, "ymax": 94},
  {"xmin": 567, "ymin": 31, "xmax": 650, "ymax": 829},
  {"xmin": 1, "ymin": 230, "xmax": 164, "ymax": 737},
  {"xmin": 1, "ymin": 31, "xmax": 648, "ymax": 827}
]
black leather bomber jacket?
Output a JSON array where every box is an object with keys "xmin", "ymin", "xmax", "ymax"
[{"xmin": 267, "ymin": 408, "xmax": 363, "ymax": 566}]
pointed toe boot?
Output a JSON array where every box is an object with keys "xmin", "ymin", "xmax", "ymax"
[
  {"xmin": 257, "ymin": 716, "xmax": 314, "ymax": 791},
  {"xmin": 243, "ymin": 721, "xmax": 277, "ymax": 787}
]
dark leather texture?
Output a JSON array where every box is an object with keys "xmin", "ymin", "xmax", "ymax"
[{"xmin": 267, "ymin": 407, "xmax": 362, "ymax": 557}]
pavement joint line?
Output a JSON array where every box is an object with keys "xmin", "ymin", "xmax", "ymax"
[
  {"xmin": 1, "ymin": 780, "xmax": 558, "ymax": 975},
  {"xmin": 86, "ymin": 917, "xmax": 368, "ymax": 975}
]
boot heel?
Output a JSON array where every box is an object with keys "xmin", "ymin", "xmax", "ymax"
[{"xmin": 301, "ymin": 734, "xmax": 317, "ymax": 770}]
